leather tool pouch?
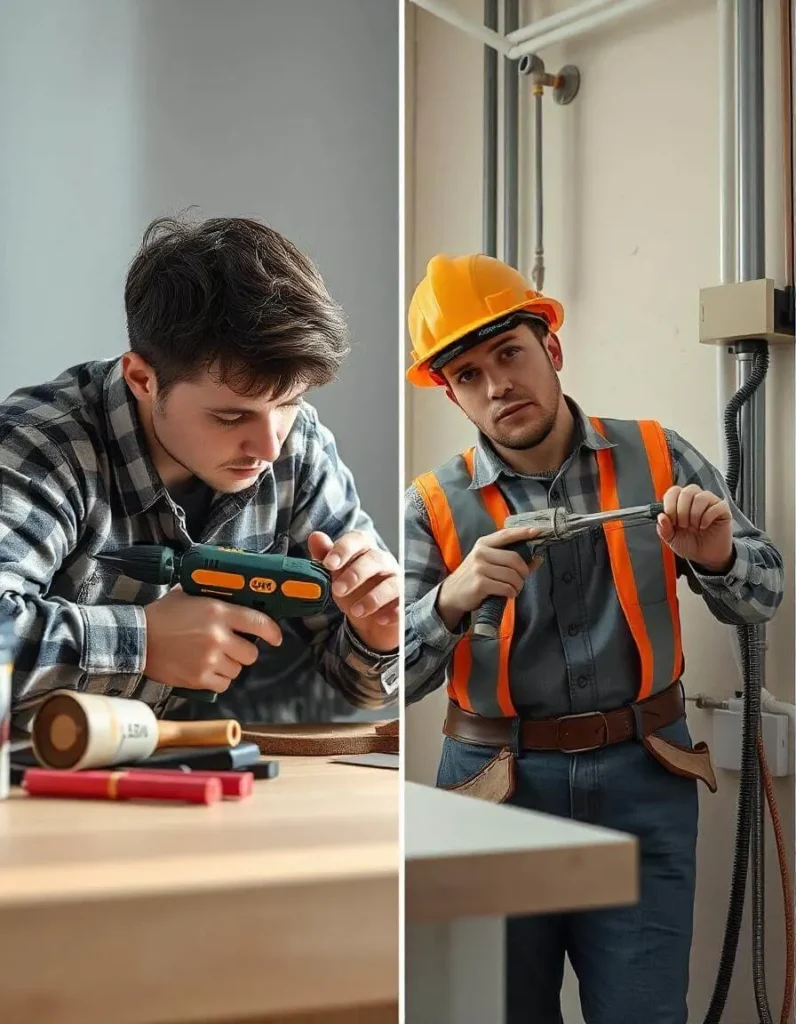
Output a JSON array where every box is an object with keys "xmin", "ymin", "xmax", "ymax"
[
  {"xmin": 441, "ymin": 747, "xmax": 516, "ymax": 804},
  {"xmin": 642, "ymin": 731, "xmax": 718, "ymax": 793}
]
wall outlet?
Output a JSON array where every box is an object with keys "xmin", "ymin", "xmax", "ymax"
[{"xmin": 712, "ymin": 708, "xmax": 792, "ymax": 776}]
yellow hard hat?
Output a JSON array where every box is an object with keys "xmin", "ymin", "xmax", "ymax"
[{"xmin": 406, "ymin": 253, "xmax": 564, "ymax": 387}]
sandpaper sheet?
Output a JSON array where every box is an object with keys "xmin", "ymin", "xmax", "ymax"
[{"xmin": 331, "ymin": 753, "xmax": 399, "ymax": 770}]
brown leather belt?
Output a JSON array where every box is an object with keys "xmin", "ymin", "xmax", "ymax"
[{"xmin": 444, "ymin": 681, "xmax": 685, "ymax": 754}]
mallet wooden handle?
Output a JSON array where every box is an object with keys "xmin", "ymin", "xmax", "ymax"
[{"xmin": 156, "ymin": 719, "xmax": 241, "ymax": 749}]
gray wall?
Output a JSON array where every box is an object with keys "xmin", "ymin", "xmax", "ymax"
[{"xmin": 0, "ymin": 0, "xmax": 399, "ymax": 552}]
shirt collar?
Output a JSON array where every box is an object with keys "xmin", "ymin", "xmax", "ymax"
[
  {"xmin": 468, "ymin": 395, "xmax": 616, "ymax": 490},
  {"xmin": 103, "ymin": 359, "xmax": 167, "ymax": 516}
]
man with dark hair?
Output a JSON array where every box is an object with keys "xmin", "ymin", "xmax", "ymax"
[{"xmin": 0, "ymin": 214, "xmax": 398, "ymax": 728}]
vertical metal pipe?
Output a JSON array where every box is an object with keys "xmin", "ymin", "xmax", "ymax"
[
  {"xmin": 503, "ymin": 0, "xmax": 519, "ymax": 267},
  {"xmin": 736, "ymin": 0, "xmax": 766, "ymax": 282},
  {"xmin": 735, "ymin": 0, "xmax": 766, "ymax": 531},
  {"xmin": 719, "ymin": 0, "xmax": 737, "ymax": 286},
  {"xmin": 483, "ymin": 0, "xmax": 498, "ymax": 256},
  {"xmin": 716, "ymin": 0, "xmax": 736, "ymax": 474},
  {"xmin": 532, "ymin": 90, "xmax": 544, "ymax": 290}
]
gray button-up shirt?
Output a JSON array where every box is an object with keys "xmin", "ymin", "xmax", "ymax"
[
  {"xmin": 0, "ymin": 358, "xmax": 398, "ymax": 728},
  {"xmin": 404, "ymin": 400, "xmax": 784, "ymax": 718}
]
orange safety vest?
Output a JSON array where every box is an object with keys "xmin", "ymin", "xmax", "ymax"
[{"xmin": 414, "ymin": 417, "xmax": 684, "ymax": 718}]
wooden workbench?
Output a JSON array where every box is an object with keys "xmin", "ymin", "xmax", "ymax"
[
  {"xmin": 404, "ymin": 781, "xmax": 638, "ymax": 1024},
  {"xmin": 0, "ymin": 757, "xmax": 399, "ymax": 1024}
]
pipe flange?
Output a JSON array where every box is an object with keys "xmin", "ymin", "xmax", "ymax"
[{"xmin": 554, "ymin": 64, "xmax": 580, "ymax": 105}]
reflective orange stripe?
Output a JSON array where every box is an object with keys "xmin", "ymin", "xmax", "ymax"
[
  {"xmin": 415, "ymin": 468, "xmax": 472, "ymax": 711},
  {"xmin": 449, "ymin": 633, "xmax": 473, "ymax": 709},
  {"xmin": 416, "ymin": 450, "xmax": 518, "ymax": 716},
  {"xmin": 462, "ymin": 450, "xmax": 517, "ymax": 716},
  {"xmin": 590, "ymin": 418, "xmax": 655, "ymax": 700},
  {"xmin": 637, "ymin": 421, "xmax": 683, "ymax": 681},
  {"xmin": 415, "ymin": 471, "xmax": 463, "ymax": 570}
]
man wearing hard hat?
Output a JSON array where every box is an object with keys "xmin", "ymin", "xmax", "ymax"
[{"xmin": 404, "ymin": 253, "xmax": 784, "ymax": 1023}]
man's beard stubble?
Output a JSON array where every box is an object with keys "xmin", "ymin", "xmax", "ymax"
[
  {"xmin": 483, "ymin": 373, "xmax": 562, "ymax": 451},
  {"xmin": 488, "ymin": 405, "xmax": 559, "ymax": 450}
]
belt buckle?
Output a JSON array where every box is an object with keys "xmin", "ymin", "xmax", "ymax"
[{"xmin": 555, "ymin": 710, "xmax": 609, "ymax": 753}]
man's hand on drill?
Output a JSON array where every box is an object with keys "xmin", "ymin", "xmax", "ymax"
[
  {"xmin": 143, "ymin": 587, "xmax": 282, "ymax": 693},
  {"xmin": 309, "ymin": 530, "xmax": 399, "ymax": 653},
  {"xmin": 435, "ymin": 527, "xmax": 543, "ymax": 633},
  {"xmin": 657, "ymin": 484, "xmax": 735, "ymax": 574}
]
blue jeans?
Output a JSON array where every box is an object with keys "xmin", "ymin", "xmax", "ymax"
[{"xmin": 436, "ymin": 718, "xmax": 699, "ymax": 1024}]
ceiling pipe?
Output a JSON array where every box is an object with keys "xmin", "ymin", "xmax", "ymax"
[
  {"xmin": 411, "ymin": 0, "xmax": 665, "ymax": 58},
  {"xmin": 507, "ymin": 0, "xmax": 663, "ymax": 58},
  {"xmin": 411, "ymin": 0, "xmax": 512, "ymax": 55},
  {"xmin": 506, "ymin": 0, "xmax": 633, "ymax": 45}
]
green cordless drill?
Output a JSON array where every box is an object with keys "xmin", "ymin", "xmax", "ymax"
[{"xmin": 97, "ymin": 543, "xmax": 332, "ymax": 703}]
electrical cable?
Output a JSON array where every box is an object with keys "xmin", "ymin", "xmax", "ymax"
[
  {"xmin": 703, "ymin": 344, "xmax": 771, "ymax": 1023},
  {"xmin": 757, "ymin": 732, "xmax": 795, "ymax": 1024}
]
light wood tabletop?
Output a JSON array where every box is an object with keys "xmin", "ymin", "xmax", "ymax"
[
  {"xmin": 0, "ymin": 756, "xmax": 399, "ymax": 1024},
  {"xmin": 405, "ymin": 781, "xmax": 638, "ymax": 922}
]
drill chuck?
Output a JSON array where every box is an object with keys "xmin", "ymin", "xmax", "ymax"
[{"xmin": 95, "ymin": 545, "xmax": 179, "ymax": 585}]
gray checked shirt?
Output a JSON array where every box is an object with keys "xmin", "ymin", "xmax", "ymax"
[
  {"xmin": 0, "ymin": 358, "xmax": 398, "ymax": 730},
  {"xmin": 404, "ymin": 399, "xmax": 784, "ymax": 717}
]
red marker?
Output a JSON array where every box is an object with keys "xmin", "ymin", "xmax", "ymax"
[
  {"xmin": 22, "ymin": 768, "xmax": 221, "ymax": 805},
  {"xmin": 128, "ymin": 768, "xmax": 254, "ymax": 799}
]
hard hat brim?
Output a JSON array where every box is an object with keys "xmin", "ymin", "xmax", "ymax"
[{"xmin": 406, "ymin": 294, "xmax": 564, "ymax": 387}]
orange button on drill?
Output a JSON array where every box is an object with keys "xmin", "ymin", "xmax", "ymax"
[
  {"xmin": 191, "ymin": 570, "xmax": 246, "ymax": 590},
  {"xmin": 281, "ymin": 580, "xmax": 322, "ymax": 600}
]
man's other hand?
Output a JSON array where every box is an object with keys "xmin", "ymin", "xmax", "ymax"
[
  {"xmin": 309, "ymin": 530, "xmax": 399, "ymax": 653},
  {"xmin": 657, "ymin": 484, "xmax": 735, "ymax": 574}
]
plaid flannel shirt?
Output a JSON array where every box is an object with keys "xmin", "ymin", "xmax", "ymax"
[
  {"xmin": 0, "ymin": 357, "xmax": 399, "ymax": 730},
  {"xmin": 405, "ymin": 399, "xmax": 784, "ymax": 715}
]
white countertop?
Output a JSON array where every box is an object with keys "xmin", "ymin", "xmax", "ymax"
[{"xmin": 405, "ymin": 781, "xmax": 639, "ymax": 923}]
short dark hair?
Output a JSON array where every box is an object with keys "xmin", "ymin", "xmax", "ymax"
[
  {"xmin": 519, "ymin": 314, "xmax": 549, "ymax": 343},
  {"xmin": 124, "ymin": 213, "xmax": 350, "ymax": 398}
]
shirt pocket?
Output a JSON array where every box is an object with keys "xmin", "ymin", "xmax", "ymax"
[
  {"xmin": 584, "ymin": 526, "xmax": 668, "ymax": 606},
  {"xmin": 587, "ymin": 525, "xmax": 609, "ymax": 567}
]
